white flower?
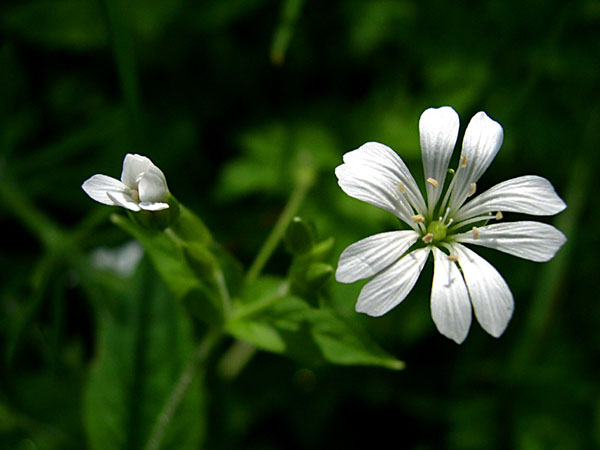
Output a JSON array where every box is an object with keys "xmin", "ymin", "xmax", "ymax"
[
  {"xmin": 82, "ymin": 154, "xmax": 170, "ymax": 211},
  {"xmin": 335, "ymin": 106, "xmax": 567, "ymax": 343},
  {"xmin": 91, "ymin": 241, "xmax": 144, "ymax": 278}
]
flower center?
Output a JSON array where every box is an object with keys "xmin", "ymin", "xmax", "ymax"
[{"xmin": 426, "ymin": 220, "xmax": 447, "ymax": 243}]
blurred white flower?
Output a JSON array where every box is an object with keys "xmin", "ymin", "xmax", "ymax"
[
  {"xmin": 335, "ymin": 106, "xmax": 567, "ymax": 343},
  {"xmin": 82, "ymin": 154, "xmax": 169, "ymax": 211},
  {"xmin": 91, "ymin": 241, "xmax": 144, "ymax": 278}
]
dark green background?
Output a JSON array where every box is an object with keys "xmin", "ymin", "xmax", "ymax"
[{"xmin": 1, "ymin": 0, "xmax": 598, "ymax": 449}]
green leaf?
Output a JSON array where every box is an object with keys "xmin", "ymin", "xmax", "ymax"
[
  {"xmin": 83, "ymin": 259, "xmax": 205, "ymax": 450},
  {"xmin": 228, "ymin": 293, "xmax": 404, "ymax": 370},
  {"xmin": 111, "ymin": 214, "xmax": 201, "ymax": 298},
  {"xmin": 111, "ymin": 213, "xmax": 225, "ymax": 325}
]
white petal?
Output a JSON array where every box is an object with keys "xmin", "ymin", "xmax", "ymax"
[
  {"xmin": 450, "ymin": 243, "xmax": 513, "ymax": 338},
  {"xmin": 121, "ymin": 154, "xmax": 155, "ymax": 188},
  {"xmin": 336, "ymin": 230, "xmax": 420, "ymax": 283},
  {"xmin": 455, "ymin": 175, "xmax": 566, "ymax": 221},
  {"xmin": 449, "ymin": 112, "xmax": 504, "ymax": 212},
  {"xmin": 138, "ymin": 165, "xmax": 169, "ymax": 203},
  {"xmin": 82, "ymin": 174, "xmax": 130, "ymax": 206},
  {"xmin": 336, "ymin": 142, "xmax": 426, "ymax": 226},
  {"xmin": 356, "ymin": 247, "xmax": 430, "ymax": 317},
  {"xmin": 454, "ymin": 221, "xmax": 566, "ymax": 262},
  {"xmin": 420, "ymin": 106, "xmax": 460, "ymax": 213},
  {"xmin": 106, "ymin": 192, "xmax": 141, "ymax": 211},
  {"xmin": 139, "ymin": 202, "xmax": 169, "ymax": 211},
  {"xmin": 431, "ymin": 247, "xmax": 472, "ymax": 344}
]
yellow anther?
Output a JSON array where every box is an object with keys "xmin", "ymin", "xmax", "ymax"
[
  {"xmin": 426, "ymin": 177, "xmax": 439, "ymax": 188},
  {"xmin": 448, "ymin": 255, "xmax": 458, "ymax": 262},
  {"xmin": 460, "ymin": 156, "xmax": 467, "ymax": 168},
  {"xmin": 397, "ymin": 182, "xmax": 406, "ymax": 194},
  {"xmin": 411, "ymin": 214, "xmax": 425, "ymax": 223},
  {"xmin": 467, "ymin": 182, "xmax": 477, "ymax": 197},
  {"xmin": 422, "ymin": 233, "xmax": 434, "ymax": 244},
  {"xmin": 472, "ymin": 226, "xmax": 479, "ymax": 239},
  {"xmin": 495, "ymin": 211, "xmax": 503, "ymax": 220}
]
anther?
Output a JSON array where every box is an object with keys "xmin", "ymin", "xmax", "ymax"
[
  {"xmin": 467, "ymin": 182, "xmax": 477, "ymax": 197},
  {"xmin": 422, "ymin": 233, "xmax": 434, "ymax": 244},
  {"xmin": 397, "ymin": 182, "xmax": 406, "ymax": 194},
  {"xmin": 460, "ymin": 156, "xmax": 467, "ymax": 168},
  {"xmin": 411, "ymin": 214, "xmax": 425, "ymax": 223},
  {"xmin": 448, "ymin": 255, "xmax": 458, "ymax": 262},
  {"xmin": 495, "ymin": 211, "xmax": 503, "ymax": 220},
  {"xmin": 426, "ymin": 178, "xmax": 439, "ymax": 188},
  {"xmin": 472, "ymin": 226, "xmax": 479, "ymax": 239}
]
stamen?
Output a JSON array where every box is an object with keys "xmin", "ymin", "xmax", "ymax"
[
  {"xmin": 448, "ymin": 255, "xmax": 458, "ymax": 262},
  {"xmin": 422, "ymin": 233, "xmax": 434, "ymax": 244},
  {"xmin": 467, "ymin": 182, "xmax": 476, "ymax": 197},
  {"xmin": 397, "ymin": 182, "xmax": 406, "ymax": 194},
  {"xmin": 426, "ymin": 178, "xmax": 439, "ymax": 188},
  {"xmin": 448, "ymin": 214, "xmax": 493, "ymax": 231},
  {"xmin": 472, "ymin": 226, "xmax": 479, "ymax": 239},
  {"xmin": 441, "ymin": 207, "xmax": 451, "ymax": 224},
  {"xmin": 411, "ymin": 214, "xmax": 425, "ymax": 223},
  {"xmin": 460, "ymin": 156, "xmax": 467, "ymax": 168},
  {"xmin": 495, "ymin": 211, "xmax": 503, "ymax": 220}
]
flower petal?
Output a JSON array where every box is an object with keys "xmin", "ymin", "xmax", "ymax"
[
  {"xmin": 106, "ymin": 192, "xmax": 141, "ymax": 211},
  {"xmin": 336, "ymin": 142, "xmax": 426, "ymax": 227},
  {"xmin": 455, "ymin": 175, "xmax": 566, "ymax": 221},
  {"xmin": 336, "ymin": 230, "xmax": 420, "ymax": 283},
  {"xmin": 449, "ymin": 112, "xmax": 504, "ymax": 212},
  {"xmin": 139, "ymin": 202, "xmax": 169, "ymax": 211},
  {"xmin": 431, "ymin": 247, "xmax": 472, "ymax": 344},
  {"xmin": 420, "ymin": 106, "xmax": 460, "ymax": 213},
  {"xmin": 454, "ymin": 221, "xmax": 566, "ymax": 262},
  {"xmin": 450, "ymin": 243, "xmax": 513, "ymax": 338},
  {"xmin": 356, "ymin": 247, "xmax": 430, "ymax": 317},
  {"xmin": 82, "ymin": 174, "xmax": 130, "ymax": 206},
  {"xmin": 121, "ymin": 154, "xmax": 155, "ymax": 188},
  {"xmin": 138, "ymin": 166, "xmax": 169, "ymax": 203}
]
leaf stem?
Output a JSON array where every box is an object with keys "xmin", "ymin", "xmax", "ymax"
[
  {"xmin": 245, "ymin": 172, "xmax": 314, "ymax": 285},
  {"xmin": 144, "ymin": 328, "xmax": 222, "ymax": 450}
]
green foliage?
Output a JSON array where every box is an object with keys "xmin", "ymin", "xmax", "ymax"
[
  {"xmin": 228, "ymin": 277, "xmax": 403, "ymax": 370},
  {"xmin": 83, "ymin": 259, "xmax": 205, "ymax": 450},
  {"xmin": 216, "ymin": 122, "xmax": 339, "ymax": 201}
]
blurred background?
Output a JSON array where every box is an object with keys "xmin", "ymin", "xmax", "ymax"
[{"xmin": 1, "ymin": 0, "xmax": 599, "ymax": 449}]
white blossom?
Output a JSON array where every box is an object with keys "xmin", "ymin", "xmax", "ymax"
[
  {"xmin": 335, "ymin": 106, "xmax": 566, "ymax": 343},
  {"xmin": 82, "ymin": 154, "xmax": 169, "ymax": 212}
]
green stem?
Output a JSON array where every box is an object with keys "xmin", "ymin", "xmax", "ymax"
[
  {"xmin": 217, "ymin": 340, "xmax": 257, "ymax": 381},
  {"xmin": 232, "ymin": 280, "xmax": 289, "ymax": 321},
  {"xmin": 508, "ymin": 111, "xmax": 597, "ymax": 373},
  {"xmin": 214, "ymin": 268, "xmax": 232, "ymax": 317},
  {"xmin": 144, "ymin": 329, "xmax": 222, "ymax": 450},
  {"xmin": 245, "ymin": 175, "xmax": 313, "ymax": 285}
]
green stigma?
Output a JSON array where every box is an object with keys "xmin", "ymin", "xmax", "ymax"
[{"xmin": 426, "ymin": 220, "xmax": 447, "ymax": 242}]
